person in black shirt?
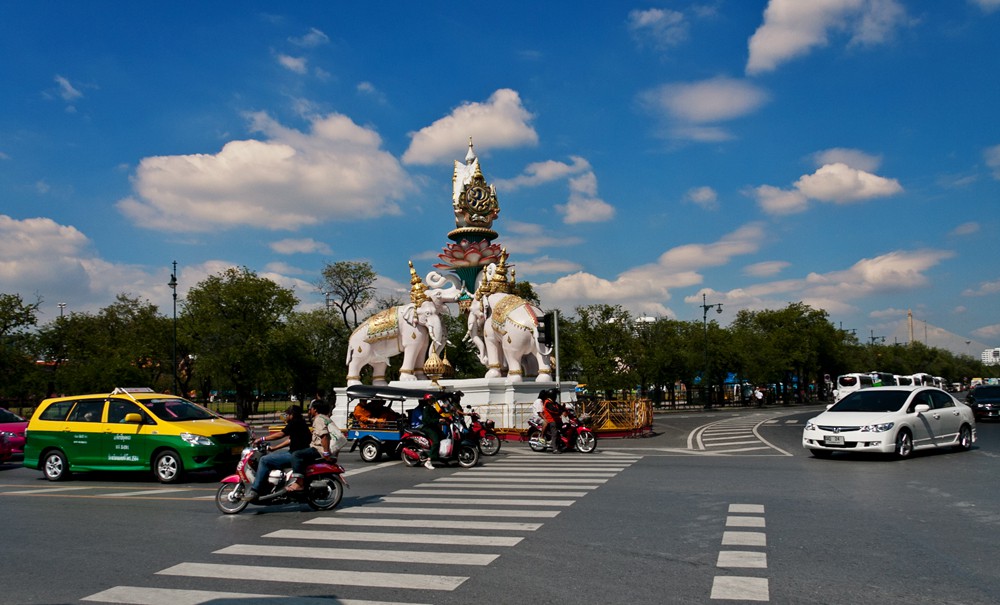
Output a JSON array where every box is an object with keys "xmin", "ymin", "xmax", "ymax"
[{"xmin": 244, "ymin": 405, "xmax": 310, "ymax": 500}]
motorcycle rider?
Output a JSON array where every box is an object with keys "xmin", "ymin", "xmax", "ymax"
[
  {"xmin": 243, "ymin": 404, "xmax": 311, "ymax": 501},
  {"xmin": 287, "ymin": 395, "xmax": 346, "ymax": 492},
  {"xmin": 542, "ymin": 388, "xmax": 565, "ymax": 453},
  {"xmin": 417, "ymin": 394, "xmax": 442, "ymax": 469}
]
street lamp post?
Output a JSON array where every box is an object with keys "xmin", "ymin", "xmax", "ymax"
[
  {"xmin": 700, "ymin": 293, "xmax": 723, "ymax": 409},
  {"xmin": 168, "ymin": 261, "xmax": 178, "ymax": 395}
]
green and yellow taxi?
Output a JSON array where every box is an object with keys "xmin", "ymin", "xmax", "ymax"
[{"xmin": 23, "ymin": 387, "xmax": 250, "ymax": 483}]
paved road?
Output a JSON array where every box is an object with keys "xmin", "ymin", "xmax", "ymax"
[{"xmin": 3, "ymin": 405, "xmax": 998, "ymax": 604}]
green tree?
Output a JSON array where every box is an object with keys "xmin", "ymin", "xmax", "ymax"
[
  {"xmin": 568, "ymin": 304, "xmax": 637, "ymax": 396},
  {"xmin": 0, "ymin": 293, "xmax": 42, "ymax": 401},
  {"xmin": 181, "ymin": 267, "xmax": 298, "ymax": 419},
  {"xmin": 319, "ymin": 261, "xmax": 377, "ymax": 331}
]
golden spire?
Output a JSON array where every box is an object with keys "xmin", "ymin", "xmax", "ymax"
[{"xmin": 409, "ymin": 261, "xmax": 430, "ymax": 306}]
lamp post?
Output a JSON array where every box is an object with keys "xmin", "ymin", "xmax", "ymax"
[
  {"xmin": 57, "ymin": 302, "xmax": 66, "ymax": 318},
  {"xmin": 700, "ymin": 293, "xmax": 723, "ymax": 409},
  {"xmin": 168, "ymin": 261, "xmax": 178, "ymax": 395}
]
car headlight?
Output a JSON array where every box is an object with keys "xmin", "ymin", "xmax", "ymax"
[
  {"xmin": 805, "ymin": 421, "xmax": 817, "ymax": 431},
  {"xmin": 860, "ymin": 422, "xmax": 894, "ymax": 433},
  {"xmin": 180, "ymin": 432, "xmax": 213, "ymax": 446}
]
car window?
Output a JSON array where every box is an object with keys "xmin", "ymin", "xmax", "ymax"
[
  {"xmin": 68, "ymin": 400, "xmax": 105, "ymax": 422},
  {"xmin": 0, "ymin": 409, "xmax": 24, "ymax": 423},
  {"xmin": 974, "ymin": 386, "xmax": 1000, "ymax": 398},
  {"xmin": 929, "ymin": 390, "xmax": 954, "ymax": 409},
  {"xmin": 908, "ymin": 392, "xmax": 932, "ymax": 413},
  {"xmin": 38, "ymin": 401, "xmax": 76, "ymax": 421},
  {"xmin": 831, "ymin": 390, "xmax": 908, "ymax": 412},
  {"xmin": 141, "ymin": 398, "xmax": 215, "ymax": 421},
  {"xmin": 107, "ymin": 400, "xmax": 154, "ymax": 424}
]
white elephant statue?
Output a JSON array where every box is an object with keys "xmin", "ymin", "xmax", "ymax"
[
  {"xmin": 345, "ymin": 263, "xmax": 464, "ymax": 386},
  {"xmin": 466, "ymin": 292, "xmax": 554, "ymax": 383}
]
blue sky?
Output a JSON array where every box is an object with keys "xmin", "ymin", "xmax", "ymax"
[{"xmin": 2, "ymin": 1, "xmax": 999, "ymax": 356}]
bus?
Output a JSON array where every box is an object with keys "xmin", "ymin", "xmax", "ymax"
[{"xmin": 833, "ymin": 373, "xmax": 875, "ymax": 402}]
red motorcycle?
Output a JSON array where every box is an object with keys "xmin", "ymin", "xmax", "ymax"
[
  {"xmin": 215, "ymin": 440, "xmax": 348, "ymax": 514},
  {"xmin": 398, "ymin": 421, "xmax": 480, "ymax": 468},
  {"xmin": 465, "ymin": 406, "xmax": 501, "ymax": 456},
  {"xmin": 526, "ymin": 413, "xmax": 597, "ymax": 453}
]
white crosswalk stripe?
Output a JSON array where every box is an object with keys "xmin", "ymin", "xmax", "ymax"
[{"xmin": 80, "ymin": 452, "xmax": 642, "ymax": 604}]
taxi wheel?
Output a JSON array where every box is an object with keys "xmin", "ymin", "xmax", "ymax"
[
  {"xmin": 43, "ymin": 450, "xmax": 69, "ymax": 481},
  {"xmin": 153, "ymin": 450, "xmax": 184, "ymax": 483}
]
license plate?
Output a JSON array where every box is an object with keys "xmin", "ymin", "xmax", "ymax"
[{"xmin": 825, "ymin": 435, "xmax": 845, "ymax": 445}]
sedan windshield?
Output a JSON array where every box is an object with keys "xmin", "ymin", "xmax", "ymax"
[
  {"xmin": 142, "ymin": 398, "xmax": 216, "ymax": 421},
  {"xmin": 829, "ymin": 390, "xmax": 909, "ymax": 413}
]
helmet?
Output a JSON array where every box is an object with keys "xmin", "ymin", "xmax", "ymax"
[{"xmin": 545, "ymin": 388, "xmax": 560, "ymax": 401}]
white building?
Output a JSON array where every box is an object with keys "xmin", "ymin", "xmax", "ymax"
[{"xmin": 981, "ymin": 348, "xmax": 1000, "ymax": 366}]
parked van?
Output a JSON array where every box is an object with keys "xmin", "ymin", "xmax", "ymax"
[
  {"xmin": 23, "ymin": 388, "xmax": 250, "ymax": 483},
  {"xmin": 894, "ymin": 375, "xmax": 914, "ymax": 386}
]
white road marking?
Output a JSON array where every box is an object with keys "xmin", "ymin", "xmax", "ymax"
[
  {"xmin": 214, "ymin": 543, "xmax": 500, "ymax": 565},
  {"xmin": 264, "ymin": 528, "xmax": 524, "ymax": 546},
  {"xmin": 158, "ymin": 562, "xmax": 467, "ymax": 591}
]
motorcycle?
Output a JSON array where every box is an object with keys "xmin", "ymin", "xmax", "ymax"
[
  {"xmin": 397, "ymin": 420, "xmax": 480, "ymax": 468},
  {"xmin": 526, "ymin": 412, "xmax": 598, "ymax": 453},
  {"xmin": 465, "ymin": 406, "xmax": 501, "ymax": 456},
  {"xmin": 215, "ymin": 440, "xmax": 348, "ymax": 514}
]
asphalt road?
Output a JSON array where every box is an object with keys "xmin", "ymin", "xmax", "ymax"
[{"xmin": 3, "ymin": 404, "xmax": 999, "ymax": 605}]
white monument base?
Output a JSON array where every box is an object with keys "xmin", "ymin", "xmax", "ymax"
[{"xmin": 331, "ymin": 378, "xmax": 577, "ymax": 431}]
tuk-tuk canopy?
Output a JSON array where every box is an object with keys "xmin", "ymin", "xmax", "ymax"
[{"xmin": 345, "ymin": 384, "xmax": 458, "ymax": 402}]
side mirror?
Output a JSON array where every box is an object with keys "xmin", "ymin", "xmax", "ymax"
[
  {"xmin": 123, "ymin": 413, "xmax": 143, "ymax": 424},
  {"xmin": 914, "ymin": 404, "xmax": 931, "ymax": 414}
]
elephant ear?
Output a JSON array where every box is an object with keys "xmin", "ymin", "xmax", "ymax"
[{"xmin": 402, "ymin": 304, "xmax": 416, "ymax": 325}]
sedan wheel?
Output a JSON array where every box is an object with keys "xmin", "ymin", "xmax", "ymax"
[
  {"xmin": 894, "ymin": 429, "xmax": 913, "ymax": 459},
  {"xmin": 954, "ymin": 424, "xmax": 973, "ymax": 451},
  {"xmin": 154, "ymin": 450, "xmax": 184, "ymax": 483}
]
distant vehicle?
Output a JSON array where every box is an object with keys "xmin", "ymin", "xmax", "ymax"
[
  {"xmin": 0, "ymin": 407, "xmax": 27, "ymax": 457},
  {"xmin": 833, "ymin": 373, "xmax": 885, "ymax": 402},
  {"xmin": 911, "ymin": 373, "xmax": 936, "ymax": 387},
  {"xmin": 964, "ymin": 385, "xmax": 1000, "ymax": 421},
  {"xmin": 803, "ymin": 386, "xmax": 976, "ymax": 459},
  {"xmin": 869, "ymin": 372, "xmax": 895, "ymax": 387},
  {"xmin": 894, "ymin": 375, "xmax": 914, "ymax": 386}
]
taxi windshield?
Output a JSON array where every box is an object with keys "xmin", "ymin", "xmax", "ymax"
[{"xmin": 142, "ymin": 398, "xmax": 216, "ymax": 421}]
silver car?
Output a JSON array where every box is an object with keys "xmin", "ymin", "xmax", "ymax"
[{"xmin": 802, "ymin": 386, "xmax": 976, "ymax": 459}]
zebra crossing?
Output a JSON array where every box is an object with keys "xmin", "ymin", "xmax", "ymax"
[
  {"xmin": 80, "ymin": 451, "xmax": 642, "ymax": 604},
  {"xmin": 689, "ymin": 414, "xmax": 793, "ymax": 456}
]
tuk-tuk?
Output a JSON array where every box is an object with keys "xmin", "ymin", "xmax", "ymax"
[{"xmin": 345, "ymin": 384, "xmax": 453, "ymax": 462}]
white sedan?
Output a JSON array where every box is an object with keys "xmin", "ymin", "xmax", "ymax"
[{"xmin": 802, "ymin": 386, "xmax": 976, "ymax": 459}]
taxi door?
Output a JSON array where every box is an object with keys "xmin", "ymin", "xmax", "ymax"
[
  {"xmin": 62, "ymin": 398, "xmax": 109, "ymax": 467},
  {"xmin": 101, "ymin": 399, "xmax": 152, "ymax": 470}
]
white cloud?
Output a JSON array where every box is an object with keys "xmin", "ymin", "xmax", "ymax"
[
  {"xmin": 744, "ymin": 261, "xmax": 790, "ymax": 277},
  {"xmin": 117, "ymin": 112, "xmax": 413, "ymax": 232},
  {"xmin": 746, "ymin": 0, "xmax": 908, "ymax": 75},
  {"xmin": 750, "ymin": 184, "xmax": 809, "ymax": 215},
  {"xmin": 54, "ymin": 75, "xmax": 82, "ymax": 101},
  {"xmin": 753, "ymin": 161, "xmax": 902, "ymax": 215},
  {"xmin": 639, "ymin": 77, "xmax": 769, "ymax": 141},
  {"xmin": 985, "ymin": 144, "xmax": 1000, "ymax": 179},
  {"xmin": 556, "ymin": 172, "xmax": 615, "ymax": 224},
  {"xmin": 495, "ymin": 156, "xmax": 591, "ymax": 190},
  {"xmin": 973, "ymin": 324, "xmax": 1000, "ymax": 339},
  {"xmin": 795, "ymin": 162, "xmax": 903, "ymax": 203},
  {"xmin": 685, "ymin": 186, "xmax": 718, "ymax": 210},
  {"xmin": 962, "ymin": 278, "xmax": 1000, "ymax": 297},
  {"xmin": 278, "ymin": 54, "xmax": 307, "ymax": 74},
  {"xmin": 627, "ymin": 8, "xmax": 688, "ymax": 51},
  {"xmin": 500, "ymin": 221, "xmax": 585, "ymax": 255},
  {"xmin": 290, "ymin": 28, "xmax": 329, "ymax": 47},
  {"xmin": 656, "ymin": 223, "xmax": 765, "ymax": 272},
  {"xmin": 970, "ymin": 0, "xmax": 1000, "ymax": 13},
  {"xmin": 357, "ymin": 81, "xmax": 388, "ymax": 105},
  {"xmin": 270, "ymin": 238, "xmax": 333, "ymax": 255},
  {"xmin": 812, "ymin": 147, "xmax": 881, "ymax": 172},
  {"xmin": 402, "ymin": 89, "xmax": 538, "ymax": 165},
  {"xmin": 950, "ymin": 222, "xmax": 980, "ymax": 236}
]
